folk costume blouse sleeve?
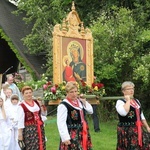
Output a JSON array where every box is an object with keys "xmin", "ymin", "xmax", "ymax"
[
  {"xmin": 57, "ymin": 103, "xmax": 71, "ymax": 142},
  {"xmin": 116, "ymin": 99, "xmax": 145, "ymax": 120},
  {"xmin": 17, "ymin": 105, "xmax": 25, "ymax": 129},
  {"xmin": 81, "ymin": 101, "xmax": 93, "ymax": 114}
]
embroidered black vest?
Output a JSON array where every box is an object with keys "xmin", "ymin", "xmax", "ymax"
[
  {"xmin": 61, "ymin": 101, "xmax": 86, "ymax": 130},
  {"xmin": 118, "ymin": 99, "xmax": 142, "ymax": 126}
]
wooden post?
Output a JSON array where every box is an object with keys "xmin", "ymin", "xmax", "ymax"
[{"xmin": 0, "ymin": 74, "xmax": 2, "ymax": 90}]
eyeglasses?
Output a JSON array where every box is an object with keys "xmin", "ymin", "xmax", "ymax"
[{"xmin": 124, "ymin": 88, "xmax": 134, "ymax": 91}]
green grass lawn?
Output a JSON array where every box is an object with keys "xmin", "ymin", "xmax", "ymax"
[{"xmin": 44, "ymin": 115, "xmax": 117, "ymax": 150}]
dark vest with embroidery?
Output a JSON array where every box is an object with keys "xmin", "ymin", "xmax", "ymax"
[
  {"xmin": 61, "ymin": 101, "xmax": 86, "ymax": 130},
  {"xmin": 118, "ymin": 99, "xmax": 142, "ymax": 126}
]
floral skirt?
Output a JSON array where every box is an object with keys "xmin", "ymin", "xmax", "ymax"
[
  {"xmin": 23, "ymin": 124, "xmax": 46, "ymax": 150},
  {"xmin": 117, "ymin": 125, "xmax": 150, "ymax": 150},
  {"xmin": 59, "ymin": 126, "xmax": 93, "ymax": 150}
]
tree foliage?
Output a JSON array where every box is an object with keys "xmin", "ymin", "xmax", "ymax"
[
  {"xmin": 90, "ymin": 4, "xmax": 150, "ymax": 117},
  {"xmin": 16, "ymin": 0, "xmax": 67, "ymax": 54},
  {"xmin": 15, "ymin": 0, "xmax": 150, "ymax": 116},
  {"xmin": 91, "ymin": 7, "xmax": 138, "ymax": 93}
]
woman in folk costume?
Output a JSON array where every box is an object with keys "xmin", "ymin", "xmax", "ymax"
[
  {"xmin": 0, "ymin": 97, "xmax": 12, "ymax": 150},
  {"xmin": 57, "ymin": 81, "xmax": 93, "ymax": 150},
  {"xmin": 8, "ymin": 94, "xmax": 21, "ymax": 150},
  {"xmin": 18, "ymin": 86, "xmax": 46, "ymax": 150},
  {"xmin": 116, "ymin": 81, "xmax": 150, "ymax": 150}
]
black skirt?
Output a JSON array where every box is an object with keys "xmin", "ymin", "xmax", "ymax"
[{"xmin": 116, "ymin": 125, "xmax": 150, "ymax": 150}]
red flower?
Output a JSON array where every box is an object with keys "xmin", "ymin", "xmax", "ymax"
[
  {"xmin": 97, "ymin": 83, "xmax": 104, "ymax": 89},
  {"xmin": 43, "ymin": 81, "xmax": 52, "ymax": 90},
  {"xmin": 47, "ymin": 81, "xmax": 52, "ymax": 85},
  {"xmin": 51, "ymin": 86, "xmax": 56, "ymax": 94},
  {"xmin": 43, "ymin": 84, "xmax": 48, "ymax": 90}
]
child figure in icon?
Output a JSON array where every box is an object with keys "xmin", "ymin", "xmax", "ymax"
[{"xmin": 63, "ymin": 55, "xmax": 76, "ymax": 82}]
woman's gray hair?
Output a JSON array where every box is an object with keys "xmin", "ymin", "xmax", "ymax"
[{"xmin": 121, "ymin": 81, "xmax": 135, "ymax": 90}]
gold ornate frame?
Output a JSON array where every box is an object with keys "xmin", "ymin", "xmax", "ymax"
[{"xmin": 52, "ymin": 2, "xmax": 93, "ymax": 86}]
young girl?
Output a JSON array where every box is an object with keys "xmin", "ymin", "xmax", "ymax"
[
  {"xmin": 0, "ymin": 97, "xmax": 12, "ymax": 150},
  {"xmin": 0, "ymin": 83, "xmax": 9, "ymax": 101},
  {"xmin": 4, "ymin": 88, "xmax": 13, "ymax": 108},
  {"xmin": 8, "ymin": 94, "xmax": 21, "ymax": 150}
]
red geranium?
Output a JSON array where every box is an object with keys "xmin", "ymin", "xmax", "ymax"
[{"xmin": 92, "ymin": 83, "xmax": 104, "ymax": 89}]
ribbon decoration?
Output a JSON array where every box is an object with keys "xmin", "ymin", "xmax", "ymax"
[
  {"xmin": 80, "ymin": 110, "xmax": 87, "ymax": 150},
  {"xmin": 135, "ymin": 109, "xmax": 143, "ymax": 147},
  {"xmin": 34, "ymin": 112, "xmax": 44, "ymax": 150},
  {"xmin": 131, "ymin": 100, "xmax": 143, "ymax": 147},
  {"xmin": 67, "ymin": 98, "xmax": 88, "ymax": 149}
]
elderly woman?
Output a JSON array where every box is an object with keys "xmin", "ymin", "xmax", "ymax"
[
  {"xmin": 116, "ymin": 81, "xmax": 150, "ymax": 150},
  {"xmin": 57, "ymin": 81, "xmax": 93, "ymax": 150},
  {"xmin": 18, "ymin": 86, "xmax": 46, "ymax": 150}
]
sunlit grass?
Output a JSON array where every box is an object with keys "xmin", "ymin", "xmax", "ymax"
[{"xmin": 44, "ymin": 115, "xmax": 117, "ymax": 150}]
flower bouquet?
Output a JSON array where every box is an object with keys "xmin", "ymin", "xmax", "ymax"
[
  {"xmin": 43, "ymin": 79, "xmax": 105, "ymax": 101},
  {"xmin": 43, "ymin": 81, "xmax": 66, "ymax": 100},
  {"xmin": 78, "ymin": 79, "xmax": 105, "ymax": 99},
  {"xmin": 16, "ymin": 74, "xmax": 105, "ymax": 104}
]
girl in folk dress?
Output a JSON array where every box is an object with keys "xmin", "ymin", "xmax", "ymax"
[
  {"xmin": 18, "ymin": 86, "xmax": 46, "ymax": 150},
  {"xmin": 0, "ymin": 97, "xmax": 12, "ymax": 150},
  {"xmin": 8, "ymin": 94, "xmax": 21, "ymax": 150},
  {"xmin": 57, "ymin": 81, "xmax": 93, "ymax": 150}
]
